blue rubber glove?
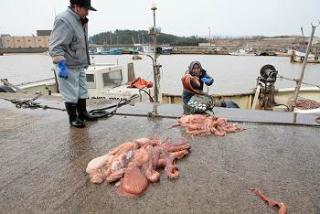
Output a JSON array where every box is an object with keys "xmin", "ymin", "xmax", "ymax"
[
  {"xmin": 57, "ymin": 59, "xmax": 68, "ymax": 79},
  {"xmin": 201, "ymin": 76, "xmax": 214, "ymax": 85}
]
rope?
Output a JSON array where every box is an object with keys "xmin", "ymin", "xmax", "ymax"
[
  {"xmin": 274, "ymin": 103, "xmax": 290, "ymax": 111},
  {"xmin": 0, "ymin": 94, "xmax": 66, "ymax": 111},
  {"xmin": 0, "ymin": 91, "xmax": 151, "ymax": 119},
  {"xmin": 89, "ymin": 94, "xmax": 140, "ymax": 118},
  {"xmin": 88, "ymin": 88, "xmax": 157, "ymax": 118},
  {"xmin": 139, "ymin": 88, "xmax": 154, "ymax": 102},
  {"xmin": 278, "ymin": 75, "xmax": 320, "ymax": 88},
  {"xmin": 296, "ymin": 97, "xmax": 320, "ymax": 110}
]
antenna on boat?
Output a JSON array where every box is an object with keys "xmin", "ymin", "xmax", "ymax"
[
  {"xmin": 53, "ymin": 0, "xmax": 57, "ymax": 17},
  {"xmin": 300, "ymin": 27, "xmax": 305, "ymax": 38},
  {"xmin": 290, "ymin": 20, "xmax": 320, "ymax": 111},
  {"xmin": 91, "ymin": 55, "xmax": 95, "ymax": 65},
  {"xmin": 133, "ymin": 1, "xmax": 162, "ymax": 106}
]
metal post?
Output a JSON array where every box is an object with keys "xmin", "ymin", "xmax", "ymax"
[
  {"xmin": 291, "ymin": 21, "xmax": 319, "ymax": 111},
  {"xmin": 151, "ymin": 2, "xmax": 160, "ymax": 103},
  {"xmin": 0, "ymin": 30, "xmax": 3, "ymax": 55}
]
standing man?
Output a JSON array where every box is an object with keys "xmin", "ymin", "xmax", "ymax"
[{"xmin": 49, "ymin": 0, "xmax": 98, "ymax": 128}]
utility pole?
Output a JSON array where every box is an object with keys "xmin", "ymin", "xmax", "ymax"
[
  {"xmin": 208, "ymin": 27, "xmax": 211, "ymax": 47},
  {"xmin": 301, "ymin": 27, "xmax": 305, "ymax": 38},
  {"xmin": 0, "ymin": 28, "xmax": 3, "ymax": 55}
]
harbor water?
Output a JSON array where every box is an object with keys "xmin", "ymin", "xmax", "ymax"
[{"xmin": 0, "ymin": 54, "xmax": 319, "ymax": 95}]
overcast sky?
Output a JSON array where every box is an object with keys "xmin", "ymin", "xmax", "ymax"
[{"xmin": 1, "ymin": 0, "xmax": 319, "ymax": 37}]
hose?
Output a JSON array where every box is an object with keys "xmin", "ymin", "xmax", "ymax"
[{"xmin": 89, "ymin": 94, "xmax": 140, "ymax": 118}]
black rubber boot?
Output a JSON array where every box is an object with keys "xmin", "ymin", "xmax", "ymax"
[
  {"xmin": 77, "ymin": 99, "xmax": 98, "ymax": 121},
  {"xmin": 65, "ymin": 102, "xmax": 85, "ymax": 128}
]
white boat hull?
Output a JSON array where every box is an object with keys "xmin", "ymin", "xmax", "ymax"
[
  {"xmin": 162, "ymin": 87, "xmax": 320, "ymax": 113},
  {"xmin": 290, "ymin": 50, "xmax": 320, "ymax": 63}
]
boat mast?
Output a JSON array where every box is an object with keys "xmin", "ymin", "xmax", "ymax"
[
  {"xmin": 291, "ymin": 20, "xmax": 320, "ymax": 111},
  {"xmin": 150, "ymin": 1, "xmax": 161, "ymax": 103}
]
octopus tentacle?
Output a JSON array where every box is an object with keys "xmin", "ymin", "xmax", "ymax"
[
  {"xmin": 176, "ymin": 114, "xmax": 244, "ymax": 136},
  {"xmin": 251, "ymin": 188, "xmax": 288, "ymax": 214}
]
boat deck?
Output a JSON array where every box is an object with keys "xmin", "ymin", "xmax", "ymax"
[{"xmin": 0, "ymin": 94, "xmax": 320, "ymax": 213}]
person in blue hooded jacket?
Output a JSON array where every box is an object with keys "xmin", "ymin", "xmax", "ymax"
[{"xmin": 182, "ymin": 61, "xmax": 214, "ymax": 114}]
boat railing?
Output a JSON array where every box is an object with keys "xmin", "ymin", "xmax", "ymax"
[{"xmin": 15, "ymin": 77, "xmax": 56, "ymax": 87}]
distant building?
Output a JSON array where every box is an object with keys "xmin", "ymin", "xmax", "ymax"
[
  {"xmin": 1, "ymin": 34, "xmax": 11, "ymax": 37},
  {"xmin": 36, "ymin": 30, "xmax": 52, "ymax": 37},
  {"xmin": 1, "ymin": 36, "xmax": 49, "ymax": 49},
  {"xmin": 0, "ymin": 30, "xmax": 51, "ymax": 49},
  {"xmin": 198, "ymin": 43, "xmax": 215, "ymax": 47}
]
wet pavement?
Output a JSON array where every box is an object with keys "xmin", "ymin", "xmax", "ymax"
[{"xmin": 0, "ymin": 94, "xmax": 320, "ymax": 213}]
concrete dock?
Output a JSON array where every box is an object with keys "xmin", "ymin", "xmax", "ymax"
[{"xmin": 0, "ymin": 94, "xmax": 320, "ymax": 213}]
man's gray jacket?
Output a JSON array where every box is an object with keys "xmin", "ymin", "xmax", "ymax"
[{"xmin": 49, "ymin": 7, "xmax": 90, "ymax": 69}]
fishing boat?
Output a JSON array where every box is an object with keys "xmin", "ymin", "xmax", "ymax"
[
  {"xmin": 0, "ymin": 62, "xmax": 149, "ymax": 101},
  {"xmin": 159, "ymin": 47, "xmax": 173, "ymax": 55},
  {"xmin": 162, "ymin": 87, "xmax": 320, "ymax": 112},
  {"xmin": 162, "ymin": 64, "xmax": 320, "ymax": 113},
  {"xmin": 229, "ymin": 48, "xmax": 256, "ymax": 56},
  {"xmin": 2, "ymin": 65, "xmax": 319, "ymax": 113},
  {"xmin": 98, "ymin": 48, "xmax": 123, "ymax": 55},
  {"xmin": 290, "ymin": 49, "xmax": 320, "ymax": 63},
  {"xmin": 122, "ymin": 48, "xmax": 139, "ymax": 55}
]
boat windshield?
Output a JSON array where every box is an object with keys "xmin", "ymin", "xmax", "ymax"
[
  {"xmin": 102, "ymin": 70, "xmax": 123, "ymax": 88},
  {"xmin": 86, "ymin": 74, "xmax": 96, "ymax": 89}
]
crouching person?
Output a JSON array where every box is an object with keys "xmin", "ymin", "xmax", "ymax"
[{"xmin": 182, "ymin": 61, "xmax": 215, "ymax": 115}]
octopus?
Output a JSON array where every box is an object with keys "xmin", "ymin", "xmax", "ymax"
[
  {"xmin": 86, "ymin": 138, "xmax": 191, "ymax": 197},
  {"xmin": 172, "ymin": 114, "xmax": 243, "ymax": 136},
  {"xmin": 251, "ymin": 188, "xmax": 288, "ymax": 214},
  {"xmin": 181, "ymin": 74, "xmax": 205, "ymax": 95}
]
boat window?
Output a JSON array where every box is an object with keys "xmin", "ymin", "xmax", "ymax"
[
  {"xmin": 102, "ymin": 70, "xmax": 123, "ymax": 88},
  {"xmin": 86, "ymin": 74, "xmax": 94, "ymax": 82},
  {"xmin": 86, "ymin": 74, "xmax": 96, "ymax": 89}
]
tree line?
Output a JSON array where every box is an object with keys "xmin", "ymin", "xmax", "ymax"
[{"xmin": 89, "ymin": 30, "xmax": 209, "ymax": 46}]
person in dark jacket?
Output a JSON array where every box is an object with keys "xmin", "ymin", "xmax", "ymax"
[
  {"xmin": 181, "ymin": 61, "xmax": 214, "ymax": 114},
  {"xmin": 182, "ymin": 61, "xmax": 240, "ymax": 114},
  {"xmin": 49, "ymin": 0, "xmax": 98, "ymax": 128}
]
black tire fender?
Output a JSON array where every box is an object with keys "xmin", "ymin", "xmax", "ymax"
[{"xmin": 0, "ymin": 85, "xmax": 15, "ymax": 93}]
